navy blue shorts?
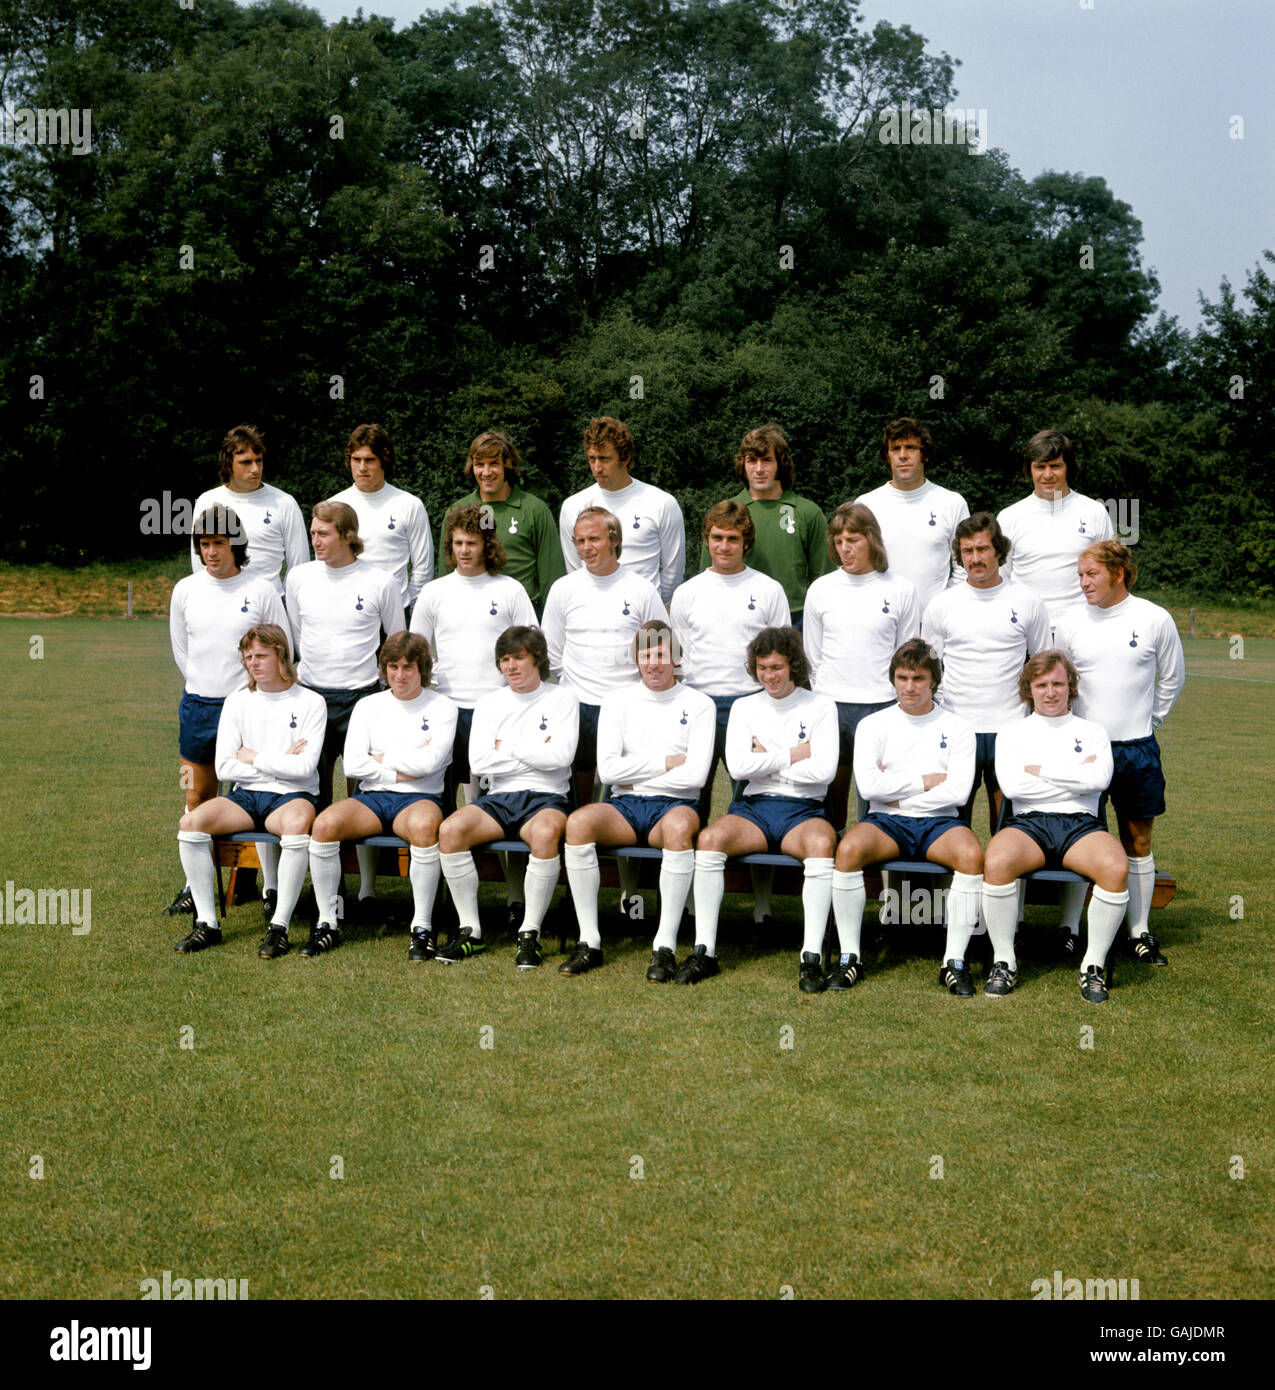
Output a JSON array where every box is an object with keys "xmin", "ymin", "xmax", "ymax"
[
  {"xmin": 727, "ymin": 795, "xmax": 830, "ymax": 853},
  {"xmin": 1002, "ymin": 811, "xmax": 1105, "ymax": 868},
  {"xmin": 710, "ymin": 694, "xmax": 737, "ymax": 762},
  {"xmin": 863, "ymin": 812, "xmax": 966, "ymax": 860},
  {"xmin": 573, "ymin": 702, "xmax": 601, "ymax": 771},
  {"xmin": 610, "ymin": 794, "xmax": 699, "ymax": 843},
  {"xmin": 1108, "ymin": 734, "xmax": 1166, "ymax": 820},
  {"xmin": 450, "ymin": 706, "xmax": 475, "ymax": 785},
  {"xmin": 227, "ymin": 786, "xmax": 319, "ymax": 829},
  {"xmin": 353, "ymin": 790, "xmax": 444, "ymax": 829},
  {"xmin": 959, "ymin": 731, "xmax": 999, "ymax": 816},
  {"xmin": 473, "ymin": 791, "xmax": 570, "ymax": 839},
  {"xmin": 835, "ymin": 700, "xmax": 893, "ymax": 764},
  {"xmin": 307, "ymin": 682, "xmax": 379, "ymax": 768},
  {"xmin": 178, "ymin": 691, "xmax": 225, "ymax": 764}
]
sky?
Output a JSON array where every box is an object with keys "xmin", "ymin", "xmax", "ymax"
[{"xmin": 302, "ymin": 0, "xmax": 1275, "ymax": 332}]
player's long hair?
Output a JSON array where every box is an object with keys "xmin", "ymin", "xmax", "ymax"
[
  {"xmin": 889, "ymin": 638, "xmax": 942, "ymax": 696},
  {"xmin": 1023, "ymin": 428, "xmax": 1079, "ymax": 485},
  {"xmin": 465, "ymin": 430, "xmax": 522, "ymax": 486},
  {"xmin": 442, "ymin": 503, "xmax": 507, "ymax": 574},
  {"xmin": 239, "ymin": 624, "xmax": 297, "ymax": 690},
  {"xmin": 583, "ymin": 416, "xmax": 633, "ymax": 467},
  {"xmin": 191, "ymin": 506, "xmax": 249, "ymax": 570},
  {"xmin": 746, "ymin": 626, "xmax": 811, "ymax": 690},
  {"xmin": 701, "ymin": 498, "xmax": 755, "ymax": 551},
  {"xmin": 345, "ymin": 423, "xmax": 395, "ymax": 482},
  {"xmin": 312, "ymin": 500, "xmax": 365, "ymax": 557},
  {"xmin": 827, "ymin": 502, "xmax": 889, "ymax": 573},
  {"xmin": 1019, "ymin": 650, "xmax": 1079, "ymax": 710},
  {"xmin": 217, "ymin": 424, "xmax": 265, "ymax": 484},
  {"xmin": 734, "ymin": 424, "xmax": 794, "ymax": 490},
  {"xmin": 378, "ymin": 631, "xmax": 433, "ymax": 686},
  {"xmin": 494, "ymin": 625, "xmax": 551, "ymax": 681},
  {"xmin": 952, "ymin": 511, "xmax": 1010, "ymax": 569}
]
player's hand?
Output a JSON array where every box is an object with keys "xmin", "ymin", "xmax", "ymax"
[
  {"xmin": 921, "ymin": 772, "xmax": 947, "ymax": 790},
  {"xmin": 493, "ymin": 739, "xmax": 501, "ymax": 750},
  {"xmin": 370, "ymin": 751, "xmax": 384, "ymax": 763},
  {"xmin": 877, "ymin": 757, "xmax": 885, "ymax": 772},
  {"xmin": 790, "ymin": 742, "xmax": 812, "ymax": 763},
  {"xmin": 238, "ymin": 746, "xmax": 257, "ymax": 764},
  {"xmin": 286, "ymin": 738, "xmax": 307, "ymax": 756},
  {"xmin": 1082, "ymin": 754, "xmax": 1096, "ymax": 764},
  {"xmin": 1024, "ymin": 764, "xmax": 1041, "ymax": 776},
  {"xmin": 885, "ymin": 800, "xmax": 900, "ymax": 809},
  {"xmin": 751, "ymin": 736, "xmax": 768, "ymax": 753},
  {"xmin": 666, "ymin": 753, "xmax": 687, "ymax": 770}
]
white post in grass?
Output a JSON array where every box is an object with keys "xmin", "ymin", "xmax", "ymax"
[
  {"xmin": 1189, "ymin": 607, "xmax": 1196, "ymax": 638},
  {"xmin": 127, "ymin": 581, "xmax": 133, "ymax": 619}
]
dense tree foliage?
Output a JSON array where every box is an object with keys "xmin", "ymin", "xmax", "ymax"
[{"xmin": 1, "ymin": 0, "xmax": 1269, "ymax": 594}]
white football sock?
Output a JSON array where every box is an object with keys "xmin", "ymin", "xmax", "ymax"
[
  {"xmin": 944, "ymin": 872, "xmax": 983, "ymax": 964},
  {"xmin": 654, "ymin": 849, "xmax": 695, "ymax": 952},
  {"xmin": 800, "ymin": 858, "xmax": 834, "ymax": 956},
  {"xmin": 408, "ymin": 845, "xmax": 441, "ymax": 931},
  {"xmin": 177, "ymin": 830, "xmax": 218, "ymax": 924},
  {"xmin": 565, "ymin": 843, "xmax": 602, "ymax": 949},
  {"xmin": 355, "ymin": 844, "xmax": 378, "ymax": 901},
  {"xmin": 692, "ymin": 850, "xmax": 727, "ymax": 956},
  {"xmin": 258, "ymin": 839, "xmax": 279, "ymax": 893},
  {"xmin": 1083, "ymin": 887, "xmax": 1130, "ymax": 972},
  {"xmin": 831, "ymin": 869, "xmax": 866, "ymax": 958},
  {"xmin": 441, "ymin": 850, "xmax": 481, "ymax": 934},
  {"xmin": 1125, "ymin": 855, "xmax": 1154, "ymax": 938},
  {"xmin": 1059, "ymin": 878, "xmax": 1086, "ymax": 934},
  {"xmin": 523, "ymin": 854, "xmax": 560, "ymax": 935},
  {"xmin": 751, "ymin": 864, "xmax": 775, "ymax": 922},
  {"xmin": 981, "ymin": 880, "xmax": 1019, "ymax": 969},
  {"xmin": 308, "ymin": 839, "xmax": 343, "ymax": 925},
  {"xmin": 274, "ymin": 835, "xmax": 310, "ymax": 930}
]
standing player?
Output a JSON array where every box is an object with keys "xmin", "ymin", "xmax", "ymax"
[
  {"xmin": 804, "ymin": 502, "xmax": 919, "ymax": 831},
  {"xmin": 558, "ymin": 416, "xmax": 685, "ymax": 604},
  {"xmin": 442, "ymin": 430, "xmax": 565, "ymax": 613},
  {"xmin": 543, "ymin": 506, "xmax": 668, "ymax": 809},
  {"xmin": 921, "ymin": 512, "xmax": 1050, "ymax": 824},
  {"xmin": 190, "ymin": 424, "xmax": 309, "ymax": 597},
  {"xmin": 856, "ymin": 418, "xmax": 969, "ymax": 618},
  {"xmin": 684, "ymin": 628, "xmax": 839, "ymax": 991},
  {"xmin": 165, "ymin": 506, "xmax": 291, "ymax": 917},
  {"xmin": 1055, "ymin": 540, "xmax": 1185, "ymax": 965},
  {"xmin": 173, "ymin": 624, "xmax": 326, "ymax": 958},
  {"xmin": 981, "ymin": 652, "xmax": 1130, "ymax": 1003},
  {"xmin": 697, "ymin": 425, "xmax": 829, "ymax": 628},
  {"xmin": 830, "ymin": 640, "xmax": 982, "ymax": 995},
  {"xmin": 436, "ymin": 627, "xmax": 579, "ymax": 971},
  {"xmin": 307, "ymin": 633, "xmax": 458, "ymax": 960},
  {"xmin": 329, "ymin": 424, "xmax": 433, "ymax": 616},
  {"xmin": 997, "ymin": 428, "xmax": 1114, "ymax": 631},
  {"xmin": 562, "ymin": 620, "xmax": 715, "ymax": 979}
]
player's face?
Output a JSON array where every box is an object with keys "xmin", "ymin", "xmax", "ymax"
[
  {"xmin": 310, "ymin": 518, "xmax": 348, "ymax": 564},
  {"xmin": 227, "ymin": 448, "xmax": 263, "ymax": 493},
  {"xmin": 887, "ymin": 436, "xmax": 925, "ymax": 490},
  {"xmin": 586, "ymin": 441, "xmax": 629, "ymax": 491},
  {"xmin": 199, "ymin": 534, "xmax": 238, "ymax": 579},
  {"xmin": 1030, "ymin": 455, "xmax": 1069, "ymax": 500},
  {"xmin": 471, "ymin": 455, "xmax": 510, "ymax": 502},
  {"xmin": 706, "ymin": 525, "xmax": 746, "ymax": 575},
  {"xmin": 242, "ymin": 640, "xmax": 284, "ymax": 690},
  {"xmin": 499, "ymin": 649, "xmax": 541, "ymax": 693},
  {"xmin": 349, "ymin": 446, "xmax": 385, "ymax": 493},
  {"xmin": 893, "ymin": 665, "xmax": 935, "ymax": 715},
  {"xmin": 1029, "ymin": 663, "xmax": 1072, "ymax": 718},
  {"xmin": 742, "ymin": 448, "xmax": 782, "ymax": 500},
  {"xmin": 1078, "ymin": 556, "xmax": 1122, "ymax": 608},
  {"xmin": 574, "ymin": 515, "xmax": 619, "ymax": 575},
  {"xmin": 385, "ymin": 656, "xmax": 423, "ymax": 701},
  {"xmin": 834, "ymin": 529, "xmax": 873, "ymax": 574},
  {"xmin": 755, "ymin": 652, "xmax": 796, "ymax": 700},
  {"xmin": 450, "ymin": 528, "xmax": 486, "ymax": 576},
  {"xmin": 959, "ymin": 530, "xmax": 1000, "ymax": 589},
  {"xmin": 636, "ymin": 637, "xmax": 677, "ymax": 691}
]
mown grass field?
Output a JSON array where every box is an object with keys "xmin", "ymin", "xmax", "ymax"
[{"xmin": 0, "ymin": 616, "xmax": 1271, "ymax": 1301}]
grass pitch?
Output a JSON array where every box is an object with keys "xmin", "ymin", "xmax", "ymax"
[{"xmin": 0, "ymin": 618, "xmax": 1271, "ymax": 1300}]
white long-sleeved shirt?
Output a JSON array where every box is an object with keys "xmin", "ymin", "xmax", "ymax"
[
  {"xmin": 169, "ymin": 569, "xmax": 291, "ymax": 698},
  {"xmin": 995, "ymin": 711, "xmax": 1113, "ymax": 818},
  {"xmin": 803, "ymin": 569, "xmax": 920, "ymax": 702},
  {"xmin": 469, "ymin": 682, "xmax": 580, "ymax": 797},
  {"xmin": 725, "ymin": 686, "xmax": 839, "ymax": 801},
  {"xmin": 1053, "ymin": 594, "xmax": 1185, "ymax": 742},
  {"xmin": 855, "ymin": 479, "xmax": 970, "ymax": 616},
  {"xmin": 597, "ymin": 681, "xmax": 717, "ymax": 799},
  {"xmin": 330, "ymin": 482, "xmax": 433, "ymax": 606},
  {"xmin": 542, "ymin": 567, "xmax": 668, "ymax": 704},
  {"xmin": 922, "ymin": 578, "xmax": 1051, "ymax": 732},
  {"xmin": 342, "ymin": 687, "xmax": 459, "ymax": 797},
  {"xmin": 852, "ymin": 703, "xmax": 976, "ymax": 819},
  {"xmin": 190, "ymin": 483, "xmax": 310, "ymax": 596},
  {"xmin": 559, "ymin": 477, "xmax": 686, "ymax": 604},
  {"xmin": 997, "ymin": 490, "xmax": 1114, "ymax": 623},
  {"xmin": 285, "ymin": 558, "xmax": 405, "ymax": 691},
  {"xmin": 215, "ymin": 683, "xmax": 327, "ymax": 795},
  {"xmin": 409, "ymin": 570, "xmax": 537, "ymax": 707},
  {"xmin": 669, "ymin": 567, "xmax": 790, "ymax": 697}
]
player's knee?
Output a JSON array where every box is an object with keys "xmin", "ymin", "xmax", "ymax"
[{"xmin": 953, "ymin": 841, "xmax": 984, "ymax": 876}]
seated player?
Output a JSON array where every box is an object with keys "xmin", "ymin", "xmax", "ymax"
[
  {"xmin": 307, "ymin": 632, "xmax": 458, "ymax": 961},
  {"xmin": 684, "ymin": 627, "xmax": 838, "ymax": 990},
  {"xmin": 982, "ymin": 652, "xmax": 1130, "ymax": 1003},
  {"xmin": 173, "ymin": 624, "xmax": 326, "ymax": 958},
  {"xmin": 831, "ymin": 639, "xmax": 982, "ymax": 995},
  {"xmin": 562, "ymin": 620, "xmax": 715, "ymax": 980},
  {"xmin": 437, "ymin": 626, "xmax": 579, "ymax": 971}
]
